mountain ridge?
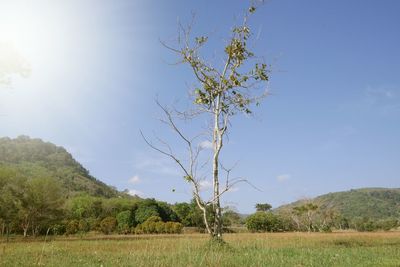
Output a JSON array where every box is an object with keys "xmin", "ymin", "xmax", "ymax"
[
  {"xmin": 0, "ymin": 135, "xmax": 123, "ymax": 198},
  {"xmin": 275, "ymin": 187, "xmax": 400, "ymax": 221}
]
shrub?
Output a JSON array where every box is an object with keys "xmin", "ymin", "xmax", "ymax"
[
  {"xmin": 172, "ymin": 222, "xmax": 183, "ymax": 234},
  {"xmin": 100, "ymin": 217, "xmax": 117, "ymax": 234},
  {"xmin": 146, "ymin": 216, "xmax": 162, "ymax": 223},
  {"xmin": 134, "ymin": 219, "xmax": 183, "ymax": 234},
  {"xmin": 66, "ymin": 220, "xmax": 79, "ymax": 235},
  {"xmin": 78, "ymin": 219, "xmax": 90, "ymax": 233},
  {"xmin": 154, "ymin": 221, "xmax": 164, "ymax": 233},
  {"xmin": 246, "ymin": 212, "xmax": 281, "ymax": 232},
  {"xmin": 52, "ymin": 223, "xmax": 66, "ymax": 235}
]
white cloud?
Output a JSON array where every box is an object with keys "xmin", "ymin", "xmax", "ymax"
[
  {"xmin": 200, "ymin": 140, "xmax": 213, "ymax": 150},
  {"xmin": 128, "ymin": 175, "xmax": 141, "ymax": 185},
  {"xmin": 128, "ymin": 189, "xmax": 144, "ymax": 197},
  {"xmin": 199, "ymin": 180, "xmax": 213, "ymax": 191},
  {"xmin": 227, "ymin": 186, "xmax": 239, "ymax": 193},
  {"xmin": 277, "ymin": 174, "xmax": 291, "ymax": 182}
]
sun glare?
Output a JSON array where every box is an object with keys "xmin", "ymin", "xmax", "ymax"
[{"xmin": 0, "ymin": 2, "xmax": 56, "ymax": 68}]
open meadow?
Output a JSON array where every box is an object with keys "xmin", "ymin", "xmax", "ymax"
[{"xmin": 1, "ymin": 232, "xmax": 400, "ymax": 267}]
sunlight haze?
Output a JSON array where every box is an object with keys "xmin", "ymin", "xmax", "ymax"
[{"xmin": 1, "ymin": 0, "xmax": 399, "ymax": 214}]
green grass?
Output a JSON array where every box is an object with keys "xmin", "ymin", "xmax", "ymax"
[{"xmin": 1, "ymin": 232, "xmax": 400, "ymax": 266}]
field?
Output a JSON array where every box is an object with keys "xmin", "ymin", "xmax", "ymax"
[{"xmin": 1, "ymin": 232, "xmax": 400, "ymax": 267}]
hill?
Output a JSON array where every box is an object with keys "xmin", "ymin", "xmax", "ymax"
[
  {"xmin": 0, "ymin": 135, "xmax": 121, "ymax": 198},
  {"xmin": 276, "ymin": 187, "xmax": 400, "ymax": 221}
]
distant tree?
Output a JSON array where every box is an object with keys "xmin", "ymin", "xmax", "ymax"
[
  {"xmin": 246, "ymin": 211, "xmax": 280, "ymax": 232},
  {"xmin": 0, "ymin": 167, "xmax": 24, "ymax": 237},
  {"xmin": 173, "ymin": 202, "xmax": 193, "ymax": 226},
  {"xmin": 142, "ymin": 1, "xmax": 269, "ymax": 241},
  {"xmin": 134, "ymin": 201, "xmax": 160, "ymax": 224},
  {"xmin": 116, "ymin": 210, "xmax": 132, "ymax": 234},
  {"xmin": 18, "ymin": 177, "xmax": 64, "ymax": 236},
  {"xmin": 222, "ymin": 208, "xmax": 242, "ymax": 228},
  {"xmin": 255, "ymin": 203, "xmax": 272, "ymax": 212},
  {"xmin": 292, "ymin": 203, "xmax": 319, "ymax": 232}
]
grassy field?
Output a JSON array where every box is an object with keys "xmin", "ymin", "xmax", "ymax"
[{"xmin": 1, "ymin": 232, "xmax": 400, "ymax": 267}]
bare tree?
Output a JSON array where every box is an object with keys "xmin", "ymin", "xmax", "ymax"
[{"xmin": 142, "ymin": 3, "xmax": 269, "ymax": 241}]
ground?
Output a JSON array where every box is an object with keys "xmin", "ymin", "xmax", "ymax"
[{"xmin": 1, "ymin": 232, "xmax": 399, "ymax": 266}]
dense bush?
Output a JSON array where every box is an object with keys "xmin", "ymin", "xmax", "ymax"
[
  {"xmin": 100, "ymin": 217, "xmax": 117, "ymax": 234},
  {"xmin": 246, "ymin": 212, "xmax": 282, "ymax": 232},
  {"xmin": 52, "ymin": 223, "xmax": 66, "ymax": 235},
  {"xmin": 66, "ymin": 220, "xmax": 79, "ymax": 235},
  {"xmin": 351, "ymin": 217, "xmax": 399, "ymax": 232},
  {"xmin": 78, "ymin": 219, "xmax": 90, "ymax": 233},
  {"xmin": 134, "ymin": 217, "xmax": 183, "ymax": 234}
]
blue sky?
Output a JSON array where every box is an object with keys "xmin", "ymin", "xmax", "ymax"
[{"xmin": 0, "ymin": 0, "xmax": 399, "ymax": 213}]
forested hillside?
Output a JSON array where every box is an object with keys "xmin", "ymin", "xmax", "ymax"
[
  {"xmin": 269, "ymin": 188, "xmax": 400, "ymax": 232},
  {"xmin": 0, "ymin": 136, "xmax": 226, "ymax": 237},
  {"xmin": 276, "ymin": 188, "xmax": 400, "ymax": 220},
  {"xmin": 0, "ymin": 136, "xmax": 119, "ymax": 197}
]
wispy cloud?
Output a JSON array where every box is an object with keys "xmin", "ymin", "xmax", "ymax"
[
  {"xmin": 277, "ymin": 174, "xmax": 291, "ymax": 182},
  {"xmin": 128, "ymin": 175, "xmax": 141, "ymax": 185},
  {"xmin": 199, "ymin": 180, "xmax": 212, "ymax": 191},
  {"xmin": 364, "ymin": 86, "xmax": 400, "ymax": 115},
  {"xmin": 200, "ymin": 140, "xmax": 213, "ymax": 150},
  {"xmin": 227, "ymin": 186, "xmax": 239, "ymax": 193},
  {"xmin": 134, "ymin": 155, "xmax": 181, "ymax": 177},
  {"xmin": 338, "ymin": 85, "xmax": 400, "ymax": 116},
  {"xmin": 364, "ymin": 86, "xmax": 396, "ymax": 104}
]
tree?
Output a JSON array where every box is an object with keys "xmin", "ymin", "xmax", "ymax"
[
  {"xmin": 116, "ymin": 210, "xmax": 132, "ymax": 234},
  {"xmin": 18, "ymin": 177, "xmax": 64, "ymax": 236},
  {"xmin": 142, "ymin": 2, "xmax": 269, "ymax": 241},
  {"xmin": 0, "ymin": 167, "xmax": 24, "ymax": 237},
  {"xmin": 292, "ymin": 203, "xmax": 319, "ymax": 232},
  {"xmin": 255, "ymin": 203, "xmax": 272, "ymax": 212},
  {"xmin": 246, "ymin": 211, "xmax": 280, "ymax": 232}
]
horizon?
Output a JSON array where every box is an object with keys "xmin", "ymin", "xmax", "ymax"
[{"xmin": 1, "ymin": 0, "xmax": 399, "ymax": 213}]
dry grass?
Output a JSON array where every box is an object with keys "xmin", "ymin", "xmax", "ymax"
[{"xmin": 1, "ymin": 232, "xmax": 399, "ymax": 266}]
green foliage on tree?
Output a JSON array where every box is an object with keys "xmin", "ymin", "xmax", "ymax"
[
  {"xmin": 145, "ymin": 1, "xmax": 270, "ymax": 241},
  {"xmin": 246, "ymin": 212, "xmax": 281, "ymax": 232},
  {"xmin": 255, "ymin": 203, "xmax": 272, "ymax": 212},
  {"xmin": 116, "ymin": 210, "xmax": 132, "ymax": 234}
]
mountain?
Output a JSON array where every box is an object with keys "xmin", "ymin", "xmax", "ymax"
[
  {"xmin": 0, "ymin": 135, "xmax": 121, "ymax": 198},
  {"xmin": 276, "ymin": 187, "xmax": 400, "ymax": 220}
]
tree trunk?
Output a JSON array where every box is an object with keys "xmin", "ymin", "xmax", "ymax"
[
  {"xmin": 21, "ymin": 219, "xmax": 30, "ymax": 237},
  {"xmin": 212, "ymin": 95, "xmax": 223, "ymax": 240},
  {"xmin": 212, "ymin": 153, "xmax": 222, "ymax": 239}
]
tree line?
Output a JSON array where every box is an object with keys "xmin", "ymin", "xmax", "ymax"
[
  {"xmin": 245, "ymin": 203, "xmax": 400, "ymax": 233},
  {"xmin": 1, "ymin": 164, "xmax": 398, "ymax": 237},
  {"xmin": 0, "ymin": 165, "xmax": 241, "ymax": 237}
]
